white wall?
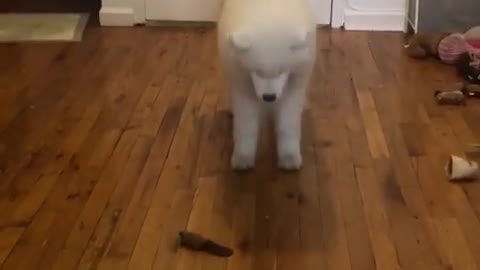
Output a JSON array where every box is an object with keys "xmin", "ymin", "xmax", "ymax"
[
  {"xmin": 100, "ymin": 0, "xmax": 333, "ymax": 26},
  {"xmin": 332, "ymin": 0, "xmax": 407, "ymax": 31},
  {"xmin": 100, "ymin": 0, "xmax": 145, "ymax": 26},
  {"xmin": 348, "ymin": 0, "xmax": 404, "ymax": 11}
]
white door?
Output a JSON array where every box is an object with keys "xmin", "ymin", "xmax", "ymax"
[{"xmin": 145, "ymin": 0, "xmax": 332, "ymax": 25}]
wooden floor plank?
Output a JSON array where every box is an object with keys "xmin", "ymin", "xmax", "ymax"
[{"xmin": 366, "ymin": 31, "xmax": 457, "ymax": 270}]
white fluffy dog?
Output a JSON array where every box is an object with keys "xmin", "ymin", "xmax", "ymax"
[{"xmin": 217, "ymin": 0, "xmax": 317, "ymax": 171}]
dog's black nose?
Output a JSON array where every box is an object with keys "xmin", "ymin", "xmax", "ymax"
[{"xmin": 262, "ymin": 94, "xmax": 277, "ymax": 102}]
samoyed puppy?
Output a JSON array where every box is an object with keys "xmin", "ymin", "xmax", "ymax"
[{"xmin": 217, "ymin": 0, "xmax": 317, "ymax": 170}]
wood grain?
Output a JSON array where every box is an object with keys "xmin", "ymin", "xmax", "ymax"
[{"xmin": 1, "ymin": 27, "xmax": 480, "ymax": 270}]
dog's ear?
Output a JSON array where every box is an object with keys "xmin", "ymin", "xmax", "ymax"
[
  {"xmin": 230, "ymin": 31, "xmax": 251, "ymax": 51},
  {"xmin": 291, "ymin": 29, "xmax": 310, "ymax": 51}
]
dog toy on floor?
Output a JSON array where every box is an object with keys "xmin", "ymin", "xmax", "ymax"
[
  {"xmin": 178, "ymin": 231, "xmax": 234, "ymax": 257},
  {"xmin": 405, "ymin": 26, "xmax": 480, "ymax": 65},
  {"xmin": 464, "ymin": 83, "xmax": 480, "ymax": 97},
  {"xmin": 434, "ymin": 89, "xmax": 465, "ymax": 105},
  {"xmin": 405, "ymin": 32, "xmax": 449, "ymax": 59},
  {"xmin": 434, "ymin": 82, "xmax": 480, "ymax": 105},
  {"xmin": 446, "ymin": 155, "xmax": 479, "ymax": 181}
]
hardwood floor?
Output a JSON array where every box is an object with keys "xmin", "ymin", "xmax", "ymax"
[{"xmin": 1, "ymin": 26, "xmax": 480, "ymax": 270}]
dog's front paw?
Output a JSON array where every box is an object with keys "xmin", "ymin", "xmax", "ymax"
[
  {"xmin": 278, "ymin": 151, "xmax": 302, "ymax": 171},
  {"xmin": 231, "ymin": 152, "xmax": 255, "ymax": 171}
]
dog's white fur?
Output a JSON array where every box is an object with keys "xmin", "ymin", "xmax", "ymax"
[{"xmin": 217, "ymin": 0, "xmax": 317, "ymax": 171}]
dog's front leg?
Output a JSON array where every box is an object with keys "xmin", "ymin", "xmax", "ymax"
[
  {"xmin": 274, "ymin": 89, "xmax": 305, "ymax": 170},
  {"xmin": 231, "ymin": 91, "xmax": 260, "ymax": 171}
]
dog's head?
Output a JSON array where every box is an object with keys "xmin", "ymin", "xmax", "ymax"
[{"xmin": 228, "ymin": 27, "xmax": 313, "ymax": 102}]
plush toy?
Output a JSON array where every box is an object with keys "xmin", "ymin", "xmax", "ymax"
[
  {"xmin": 406, "ymin": 26, "xmax": 480, "ymax": 65},
  {"xmin": 405, "ymin": 32, "xmax": 449, "ymax": 59},
  {"xmin": 438, "ymin": 33, "xmax": 472, "ymax": 64}
]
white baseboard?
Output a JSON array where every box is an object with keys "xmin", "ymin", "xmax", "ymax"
[
  {"xmin": 99, "ymin": 7, "xmax": 136, "ymax": 26},
  {"xmin": 343, "ymin": 8, "xmax": 405, "ymax": 31}
]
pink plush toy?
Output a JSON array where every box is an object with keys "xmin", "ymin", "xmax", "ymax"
[
  {"xmin": 438, "ymin": 33, "xmax": 470, "ymax": 64},
  {"xmin": 438, "ymin": 26, "xmax": 480, "ymax": 64}
]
